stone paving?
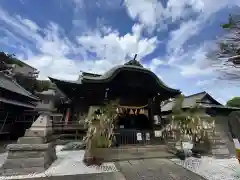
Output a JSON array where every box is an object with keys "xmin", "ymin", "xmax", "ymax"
[
  {"xmin": 6, "ymin": 172, "xmax": 126, "ymax": 180},
  {"xmin": 0, "ymin": 144, "xmax": 238, "ymax": 180},
  {"xmin": 172, "ymin": 157, "xmax": 240, "ymax": 180},
  {"xmin": 0, "ymin": 158, "xmax": 206, "ymax": 180},
  {"xmin": 115, "ymin": 159, "xmax": 206, "ymax": 180}
]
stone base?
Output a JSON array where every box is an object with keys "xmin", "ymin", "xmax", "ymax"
[
  {"xmin": 0, "ymin": 167, "xmax": 46, "ymax": 176},
  {"xmin": 91, "ymin": 145, "xmax": 175, "ymax": 162},
  {"xmin": 24, "ymin": 128, "xmax": 52, "ymax": 138},
  {"xmin": 0, "ymin": 143, "xmax": 56, "ymax": 176},
  {"xmin": 17, "ymin": 137, "xmax": 46, "ymax": 144}
]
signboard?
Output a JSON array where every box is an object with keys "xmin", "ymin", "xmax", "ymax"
[
  {"xmin": 182, "ymin": 142, "xmax": 193, "ymax": 150},
  {"xmin": 154, "ymin": 130, "xmax": 162, "ymax": 137},
  {"xmin": 137, "ymin": 133, "xmax": 142, "ymax": 141}
]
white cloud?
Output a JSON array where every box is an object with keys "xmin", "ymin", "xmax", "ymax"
[
  {"xmin": 123, "ymin": 0, "xmax": 231, "ymax": 33},
  {"xmin": 167, "ymin": 19, "xmax": 203, "ymax": 60},
  {"xmin": 124, "ymin": 0, "xmax": 240, "ymax": 32},
  {"xmin": 76, "ymin": 28, "xmax": 158, "ymax": 73},
  {"xmin": 124, "ymin": 0, "xmax": 164, "ymax": 32},
  {"xmin": 0, "ymin": 6, "xmax": 158, "ymax": 80},
  {"xmin": 196, "ymin": 79, "xmax": 215, "ymax": 86},
  {"xmin": 124, "ymin": 0, "xmax": 240, "ymax": 74},
  {"xmin": 18, "ymin": 17, "xmax": 39, "ymax": 32},
  {"xmin": 180, "ymin": 65, "xmax": 212, "ymax": 77}
]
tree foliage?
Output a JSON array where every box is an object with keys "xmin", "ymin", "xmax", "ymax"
[
  {"xmin": 226, "ymin": 97, "xmax": 240, "ymax": 107},
  {"xmin": 217, "ymin": 14, "xmax": 240, "ymax": 59},
  {"xmin": 0, "ymin": 52, "xmax": 25, "ymax": 70},
  {"xmin": 207, "ymin": 14, "xmax": 240, "ymax": 80},
  {"xmin": 15, "ymin": 75, "xmax": 51, "ymax": 93},
  {"xmin": 0, "ymin": 51, "xmax": 51, "ymax": 93}
]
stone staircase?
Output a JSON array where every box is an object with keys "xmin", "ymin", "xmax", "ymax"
[
  {"xmin": 166, "ymin": 116, "xmax": 236, "ymax": 158},
  {"xmin": 206, "ymin": 116, "xmax": 235, "ymax": 158},
  {"xmin": 100, "ymin": 145, "xmax": 176, "ymax": 162}
]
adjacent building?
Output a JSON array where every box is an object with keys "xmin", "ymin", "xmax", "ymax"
[
  {"xmin": 161, "ymin": 91, "xmax": 240, "ymax": 116},
  {"xmin": 11, "ymin": 61, "xmax": 39, "ymax": 78},
  {"xmin": 0, "ymin": 72, "xmax": 39, "ymax": 139}
]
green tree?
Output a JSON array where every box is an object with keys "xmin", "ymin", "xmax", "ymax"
[
  {"xmin": 0, "ymin": 51, "xmax": 51, "ymax": 93},
  {"xmin": 0, "ymin": 52, "xmax": 25, "ymax": 72},
  {"xmin": 207, "ymin": 14, "xmax": 240, "ymax": 80},
  {"xmin": 216, "ymin": 14, "xmax": 240, "ymax": 60},
  {"xmin": 226, "ymin": 97, "xmax": 240, "ymax": 108}
]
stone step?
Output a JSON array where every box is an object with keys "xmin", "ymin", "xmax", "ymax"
[
  {"xmin": 167, "ymin": 141, "xmax": 176, "ymax": 146},
  {"xmin": 0, "ymin": 166, "xmax": 46, "ymax": 176},
  {"xmin": 211, "ymin": 145, "xmax": 229, "ymax": 149},
  {"xmin": 212, "ymin": 132, "xmax": 222, "ymax": 136},
  {"xmin": 17, "ymin": 137, "xmax": 46, "ymax": 144},
  {"xmin": 211, "ymin": 154, "xmax": 232, "ymax": 159},
  {"xmin": 99, "ymin": 145, "xmax": 175, "ymax": 162},
  {"xmin": 209, "ymin": 137, "xmax": 224, "ymax": 141},
  {"xmin": 212, "ymin": 148, "xmax": 230, "ymax": 155},
  {"xmin": 2, "ymin": 157, "xmax": 51, "ymax": 169},
  {"xmin": 7, "ymin": 151, "xmax": 49, "ymax": 159},
  {"xmin": 212, "ymin": 141, "xmax": 227, "ymax": 146}
]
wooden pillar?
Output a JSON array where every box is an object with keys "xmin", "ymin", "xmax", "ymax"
[{"xmin": 148, "ymin": 98, "xmax": 153, "ymax": 128}]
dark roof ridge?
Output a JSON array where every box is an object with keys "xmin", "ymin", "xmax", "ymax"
[
  {"xmin": 183, "ymin": 91, "xmax": 222, "ymax": 105},
  {"xmin": 0, "ymin": 72, "xmax": 39, "ymax": 100},
  {"xmin": 184, "ymin": 91, "xmax": 207, "ymax": 98}
]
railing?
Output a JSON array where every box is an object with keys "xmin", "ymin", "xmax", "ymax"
[
  {"xmin": 113, "ymin": 129, "xmax": 167, "ymax": 146},
  {"xmin": 51, "ymin": 120, "xmax": 86, "ymax": 140}
]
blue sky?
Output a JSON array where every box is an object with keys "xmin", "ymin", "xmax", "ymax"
[{"xmin": 0, "ymin": 0, "xmax": 240, "ymax": 104}]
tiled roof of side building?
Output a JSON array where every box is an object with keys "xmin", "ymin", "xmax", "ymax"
[
  {"xmin": 0, "ymin": 72, "xmax": 39, "ymax": 101},
  {"xmin": 161, "ymin": 91, "xmax": 220, "ymax": 112}
]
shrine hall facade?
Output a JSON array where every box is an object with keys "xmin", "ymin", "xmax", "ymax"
[{"xmin": 49, "ymin": 59, "xmax": 181, "ymax": 144}]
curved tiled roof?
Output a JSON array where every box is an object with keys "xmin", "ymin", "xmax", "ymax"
[
  {"xmin": 49, "ymin": 62, "xmax": 181, "ymax": 94},
  {"xmin": 82, "ymin": 64, "xmax": 180, "ymax": 93},
  {"xmin": 0, "ymin": 72, "xmax": 39, "ymax": 100}
]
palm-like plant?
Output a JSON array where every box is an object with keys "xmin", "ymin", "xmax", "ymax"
[
  {"xmin": 168, "ymin": 95, "xmax": 214, "ymax": 152},
  {"xmin": 83, "ymin": 100, "xmax": 119, "ymax": 166}
]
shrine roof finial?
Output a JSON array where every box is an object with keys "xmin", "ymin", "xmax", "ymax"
[{"xmin": 124, "ymin": 54, "xmax": 143, "ymax": 67}]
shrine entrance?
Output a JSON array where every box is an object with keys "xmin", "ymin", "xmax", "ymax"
[
  {"xmin": 113, "ymin": 105, "xmax": 154, "ymax": 146},
  {"xmin": 117, "ymin": 114, "xmax": 150, "ymax": 130},
  {"xmin": 115, "ymin": 105, "xmax": 151, "ymax": 130}
]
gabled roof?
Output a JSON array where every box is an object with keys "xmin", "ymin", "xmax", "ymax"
[
  {"xmin": 161, "ymin": 91, "xmax": 222, "ymax": 112},
  {"xmin": 0, "ymin": 72, "xmax": 39, "ymax": 101}
]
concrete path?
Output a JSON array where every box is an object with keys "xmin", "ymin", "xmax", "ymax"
[
  {"xmin": 11, "ymin": 172, "xmax": 125, "ymax": 180},
  {"xmin": 6, "ymin": 159, "xmax": 206, "ymax": 180},
  {"xmin": 115, "ymin": 159, "xmax": 206, "ymax": 180}
]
